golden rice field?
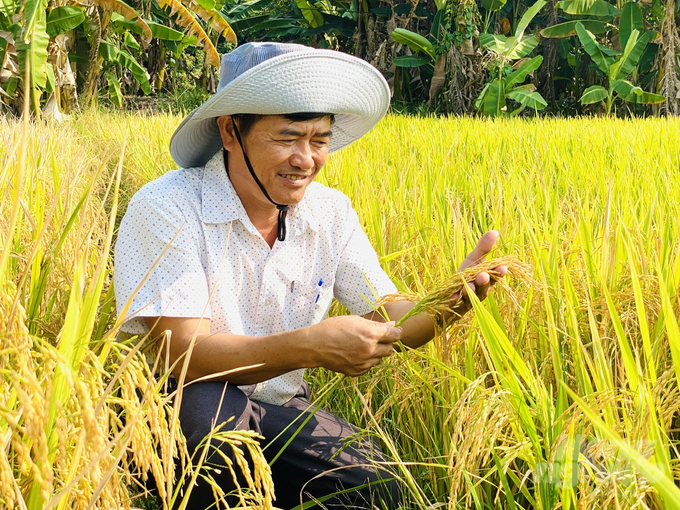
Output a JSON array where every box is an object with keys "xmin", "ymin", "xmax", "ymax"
[{"xmin": 2, "ymin": 110, "xmax": 680, "ymax": 509}]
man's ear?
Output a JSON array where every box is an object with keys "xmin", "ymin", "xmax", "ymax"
[{"xmin": 216, "ymin": 116, "xmax": 238, "ymax": 151}]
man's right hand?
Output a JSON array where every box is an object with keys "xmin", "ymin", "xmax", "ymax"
[{"xmin": 307, "ymin": 316, "xmax": 402, "ymax": 376}]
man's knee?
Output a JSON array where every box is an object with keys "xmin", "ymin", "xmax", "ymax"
[{"xmin": 178, "ymin": 381, "xmax": 254, "ymax": 453}]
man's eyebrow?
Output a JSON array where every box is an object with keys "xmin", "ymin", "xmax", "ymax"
[{"xmin": 278, "ymin": 129, "xmax": 333, "ymax": 138}]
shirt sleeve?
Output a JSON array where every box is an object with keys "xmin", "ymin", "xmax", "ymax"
[
  {"xmin": 333, "ymin": 205, "xmax": 397, "ymax": 316},
  {"xmin": 113, "ymin": 196, "xmax": 211, "ymax": 334}
]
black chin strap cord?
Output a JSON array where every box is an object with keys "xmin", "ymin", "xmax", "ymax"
[{"xmin": 229, "ymin": 117, "xmax": 289, "ymax": 242}]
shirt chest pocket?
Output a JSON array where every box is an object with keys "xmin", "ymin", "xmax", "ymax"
[{"xmin": 286, "ymin": 277, "xmax": 335, "ymax": 329}]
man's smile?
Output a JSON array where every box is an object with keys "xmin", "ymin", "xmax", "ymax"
[{"xmin": 279, "ymin": 173, "xmax": 311, "ymax": 183}]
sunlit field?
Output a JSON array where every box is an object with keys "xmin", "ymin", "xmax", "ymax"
[{"xmin": 2, "ymin": 111, "xmax": 680, "ymax": 509}]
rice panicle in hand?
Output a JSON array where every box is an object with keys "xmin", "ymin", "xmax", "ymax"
[{"xmin": 374, "ymin": 255, "xmax": 533, "ymax": 328}]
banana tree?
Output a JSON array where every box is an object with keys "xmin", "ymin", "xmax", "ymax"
[
  {"xmin": 388, "ymin": 1, "xmax": 458, "ymax": 104},
  {"xmin": 16, "ymin": 0, "xmax": 49, "ymax": 114},
  {"xmin": 235, "ymin": 0, "xmax": 359, "ymax": 48},
  {"xmin": 475, "ymin": 0, "xmax": 548, "ymax": 116},
  {"xmin": 4, "ymin": 0, "xmax": 237, "ymax": 115},
  {"xmin": 576, "ymin": 22, "xmax": 665, "ymax": 114},
  {"xmin": 0, "ymin": 12, "xmax": 22, "ymax": 112},
  {"xmin": 539, "ymin": 1, "xmax": 662, "ymax": 113},
  {"xmin": 99, "ymin": 13, "xmax": 153, "ymax": 107}
]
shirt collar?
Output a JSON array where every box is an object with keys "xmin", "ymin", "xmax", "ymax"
[{"xmin": 201, "ymin": 151, "xmax": 319, "ymax": 236}]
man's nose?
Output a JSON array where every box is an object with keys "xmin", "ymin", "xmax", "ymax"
[{"xmin": 289, "ymin": 142, "xmax": 315, "ymax": 170}]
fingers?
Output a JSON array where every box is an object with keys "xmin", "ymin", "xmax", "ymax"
[
  {"xmin": 458, "ymin": 230, "xmax": 499, "ymax": 271},
  {"xmin": 377, "ymin": 321, "xmax": 402, "ymax": 343},
  {"xmin": 449, "ymin": 263, "xmax": 508, "ymax": 315},
  {"xmin": 373, "ymin": 342, "xmax": 395, "ymax": 358},
  {"xmin": 348, "ymin": 323, "xmax": 398, "ymax": 375},
  {"xmin": 494, "ymin": 265, "xmax": 509, "ymax": 278}
]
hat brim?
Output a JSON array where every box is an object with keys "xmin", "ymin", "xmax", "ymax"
[{"xmin": 170, "ymin": 49, "xmax": 390, "ymax": 169}]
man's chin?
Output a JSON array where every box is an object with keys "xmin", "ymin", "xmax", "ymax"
[
  {"xmin": 283, "ymin": 195, "xmax": 305, "ymax": 207},
  {"xmin": 274, "ymin": 189, "xmax": 309, "ymax": 206}
]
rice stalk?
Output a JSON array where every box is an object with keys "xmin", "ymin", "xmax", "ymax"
[{"xmin": 375, "ymin": 255, "xmax": 534, "ymax": 328}]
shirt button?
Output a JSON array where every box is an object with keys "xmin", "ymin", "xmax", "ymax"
[{"xmin": 264, "ymin": 298, "xmax": 272, "ymax": 307}]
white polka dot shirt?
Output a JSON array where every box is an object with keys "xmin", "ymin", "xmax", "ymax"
[{"xmin": 114, "ymin": 151, "xmax": 397, "ymax": 405}]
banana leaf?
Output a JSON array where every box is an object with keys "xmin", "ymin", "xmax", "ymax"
[
  {"xmin": 320, "ymin": 13, "xmax": 355, "ymax": 35},
  {"xmin": 124, "ymin": 31, "xmax": 141, "ymax": 50},
  {"xmin": 0, "ymin": 0, "xmax": 18, "ymax": 17},
  {"xmin": 479, "ymin": 33, "xmax": 507, "ymax": 53},
  {"xmin": 506, "ymin": 35, "xmax": 539, "ymax": 59},
  {"xmin": 619, "ymin": 1, "xmax": 644, "ymax": 49},
  {"xmin": 106, "ymin": 71, "xmax": 123, "ymax": 107},
  {"xmin": 504, "ymin": 55, "xmax": 543, "ymax": 87},
  {"xmin": 110, "ymin": 11, "xmax": 145, "ymax": 36},
  {"xmin": 99, "ymin": 40, "xmax": 119, "ymax": 61},
  {"xmin": 477, "ymin": 79, "xmax": 506, "ymax": 116},
  {"xmin": 579, "ymin": 84, "xmax": 607, "ymax": 104},
  {"xmin": 431, "ymin": 9, "xmax": 445, "ymax": 43},
  {"xmin": 148, "ymin": 21, "xmax": 184, "ymax": 41},
  {"xmin": 44, "ymin": 61, "xmax": 55, "ymax": 92},
  {"xmin": 540, "ymin": 20, "xmax": 610, "ymax": 38},
  {"xmin": 575, "ymin": 22, "xmax": 613, "ymax": 74},
  {"xmin": 246, "ymin": 17, "xmax": 296, "ymax": 30},
  {"xmin": 46, "ymin": 6, "xmax": 86, "ymax": 37},
  {"xmin": 558, "ymin": 0, "xmax": 620, "ymax": 18},
  {"xmin": 393, "ymin": 55, "xmax": 432, "ymax": 68},
  {"xmin": 507, "ymin": 87, "xmax": 547, "ymax": 110},
  {"xmin": 609, "ymin": 30, "xmax": 652, "ymax": 81},
  {"xmin": 17, "ymin": 0, "xmax": 49, "ymax": 111},
  {"xmin": 228, "ymin": 14, "xmax": 270, "ymax": 31},
  {"xmin": 295, "ymin": 0, "xmax": 323, "ymax": 28},
  {"xmin": 482, "ymin": 0, "xmax": 508, "ymax": 12},
  {"xmin": 623, "ymin": 90, "xmax": 665, "ymax": 104},
  {"xmin": 223, "ymin": 0, "xmax": 274, "ymax": 18},
  {"xmin": 194, "ymin": 0, "xmax": 215, "ymax": 9},
  {"xmin": 514, "ymin": 0, "xmax": 547, "ymax": 41},
  {"xmin": 117, "ymin": 48, "xmax": 151, "ymax": 94},
  {"xmin": 95, "ymin": 0, "xmax": 152, "ymax": 39},
  {"xmin": 391, "ymin": 28, "xmax": 436, "ymax": 60},
  {"xmin": 611, "ymin": 79, "xmax": 642, "ymax": 97}
]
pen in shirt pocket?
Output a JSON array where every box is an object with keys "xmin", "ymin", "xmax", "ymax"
[{"xmin": 314, "ymin": 279, "xmax": 323, "ymax": 303}]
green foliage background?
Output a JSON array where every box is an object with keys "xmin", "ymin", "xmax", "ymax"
[{"xmin": 2, "ymin": 0, "xmax": 679, "ymax": 117}]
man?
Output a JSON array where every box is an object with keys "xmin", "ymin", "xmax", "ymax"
[{"xmin": 114, "ymin": 42, "xmax": 506, "ymax": 509}]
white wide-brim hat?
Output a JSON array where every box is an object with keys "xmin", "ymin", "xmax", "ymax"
[{"xmin": 170, "ymin": 42, "xmax": 391, "ymax": 168}]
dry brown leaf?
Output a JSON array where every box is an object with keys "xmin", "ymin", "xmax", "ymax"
[
  {"xmin": 189, "ymin": 1, "xmax": 237, "ymax": 45},
  {"xmin": 92, "ymin": 0, "xmax": 152, "ymax": 40},
  {"xmin": 156, "ymin": 0, "xmax": 222, "ymax": 66}
]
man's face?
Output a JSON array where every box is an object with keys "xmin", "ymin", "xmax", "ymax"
[{"xmin": 220, "ymin": 115, "xmax": 332, "ymax": 208}]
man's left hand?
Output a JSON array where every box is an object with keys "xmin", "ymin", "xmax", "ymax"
[{"xmin": 447, "ymin": 230, "xmax": 508, "ymax": 320}]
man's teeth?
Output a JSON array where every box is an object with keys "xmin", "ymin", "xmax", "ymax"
[{"xmin": 281, "ymin": 174, "xmax": 305, "ymax": 181}]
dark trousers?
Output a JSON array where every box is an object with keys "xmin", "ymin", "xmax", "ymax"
[{"xmin": 175, "ymin": 381, "xmax": 401, "ymax": 510}]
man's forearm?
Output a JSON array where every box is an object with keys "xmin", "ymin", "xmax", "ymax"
[
  {"xmin": 166, "ymin": 327, "xmax": 315, "ymax": 385},
  {"xmin": 364, "ymin": 301, "xmax": 437, "ymax": 349},
  {"xmin": 154, "ymin": 313, "xmax": 401, "ymax": 383}
]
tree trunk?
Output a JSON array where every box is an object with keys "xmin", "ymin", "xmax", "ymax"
[
  {"xmin": 82, "ymin": 7, "xmax": 105, "ymax": 107},
  {"xmin": 537, "ymin": 0, "xmax": 559, "ymax": 105},
  {"xmin": 428, "ymin": 53, "xmax": 446, "ymax": 104},
  {"xmin": 658, "ymin": 0, "xmax": 680, "ymax": 115},
  {"xmin": 352, "ymin": 0, "xmax": 363, "ymax": 57},
  {"xmin": 147, "ymin": 39, "xmax": 166, "ymax": 93}
]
